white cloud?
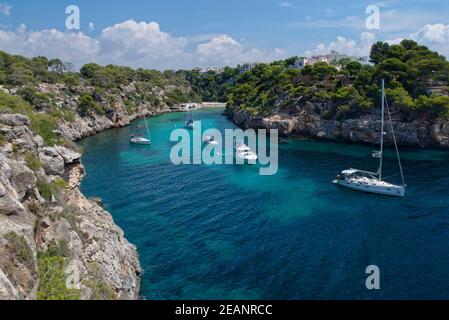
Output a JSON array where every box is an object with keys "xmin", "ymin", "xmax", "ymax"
[
  {"xmin": 0, "ymin": 20, "xmax": 285, "ymax": 70},
  {"xmin": 412, "ymin": 24, "xmax": 449, "ymax": 57},
  {"xmin": 97, "ymin": 20, "xmax": 191, "ymax": 69},
  {"xmin": 0, "ymin": 24, "xmax": 99, "ymax": 66},
  {"xmin": 413, "ymin": 24, "xmax": 449, "ymax": 45},
  {"xmin": 306, "ymin": 32, "xmax": 376, "ymax": 57},
  {"xmin": 88, "ymin": 22, "xmax": 95, "ymax": 32},
  {"xmin": 197, "ymin": 35, "xmax": 285, "ymax": 66},
  {"xmin": 0, "ymin": 3, "xmax": 11, "ymax": 16}
]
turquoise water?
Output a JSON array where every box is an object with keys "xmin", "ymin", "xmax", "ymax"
[{"xmin": 80, "ymin": 108, "xmax": 449, "ymax": 299}]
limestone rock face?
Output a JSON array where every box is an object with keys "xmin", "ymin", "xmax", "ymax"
[
  {"xmin": 0, "ymin": 113, "xmax": 141, "ymax": 300},
  {"xmin": 39, "ymin": 147, "xmax": 65, "ymax": 176},
  {"xmin": 228, "ymin": 105, "xmax": 449, "ymax": 149},
  {"xmin": 9, "ymin": 160, "xmax": 36, "ymax": 201},
  {"xmin": 0, "ymin": 114, "xmax": 30, "ymax": 127},
  {"xmin": 54, "ymin": 146, "xmax": 81, "ymax": 164}
]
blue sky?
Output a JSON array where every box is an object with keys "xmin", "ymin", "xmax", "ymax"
[{"xmin": 0, "ymin": 0, "xmax": 449, "ymax": 69}]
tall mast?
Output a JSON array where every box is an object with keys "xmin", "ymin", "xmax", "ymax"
[
  {"xmin": 144, "ymin": 114, "xmax": 151, "ymax": 141},
  {"xmin": 379, "ymin": 79, "xmax": 385, "ymax": 181}
]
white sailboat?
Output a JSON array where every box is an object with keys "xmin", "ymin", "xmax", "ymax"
[
  {"xmin": 333, "ymin": 80, "xmax": 407, "ymax": 197},
  {"xmin": 130, "ymin": 114, "xmax": 151, "ymax": 145}
]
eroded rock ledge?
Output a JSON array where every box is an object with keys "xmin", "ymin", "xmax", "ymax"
[{"xmin": 227, "ymin": 103, "xmax": 449, "ymax": 149}]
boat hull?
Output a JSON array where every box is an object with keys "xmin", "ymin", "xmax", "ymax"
[
  {"xmin": 130, "ymin": 139, "xmax": 151, "ymax": 145},
  {"xmin": 333, "ymin": 179, "xmax": 405, "ymax": 197},
  {"xmin": 235, "ymin": 154, "xmax": 257, "ymax": 165}
]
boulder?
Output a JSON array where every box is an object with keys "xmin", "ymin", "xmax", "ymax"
[
  {"xmin": 0, "ymin": 114, "xmax": 30, "ymax": 127},
  {"xmin": 55, "ymin": 146, "xmax": 81, "ymax": 164},
  {"xmin": 34, "ymin": 135, "xmax": 44, "ymax": 148},
  {"xmin": 39, "ymin": 147, "xmax": 65, "ymax": 176},
  {"xmin": 9, "ymin": 160, "xmax": 36, "ymax": 201},
  {"xmin": 0, "ymin": 190, "xmax": 25, "ymax": 216}
]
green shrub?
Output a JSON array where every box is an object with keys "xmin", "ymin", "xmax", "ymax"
[
  {"xmin": 37, "ymin": 251, "xmax": 80, "ymax": 300},
  {"xmin": 414, "ymin": 94, "xmax": 449, "ymax": 118},
  {"xmin": 63, "ymin": 74, "xmax": 80, "ymax": 87},
  {"xmin": 36, "ymin": 178, "xmax": 52, "ymax": 201},
  {"xmin": 46, "ymin": 240, "xmax": 71, "ymax": 258},
  {"xmin": 25, "ymin": 151, "xmax": 42, "ymax": 171},
  {"xmin": 4, "ymin": 232, "xmax": 34, "ymax": 269},
  {"xmin": 0, "ymin": 91, "xmax": 33, "ymax": 114},
  {"xmin": 29, "ymin": 113, "xmax": 58, "ymax": 146},
  {"xmin": 52, "ymin": 177, "xmax": 67, "ymax": 193},
  {"xmin": 37, "ymin": 177, "xmax": 67, "ymax": 202},
  {"xmin": 78, "ymin": 94, "xmax": 105, "ymax": 116},
  {"xmin": 17, "ymin": 86, "xmax": 51, "ymax": 109}
]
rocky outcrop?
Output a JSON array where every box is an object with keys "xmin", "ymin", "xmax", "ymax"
[
  {"xmin": 228, "ymin": 103, "xmax": 449, "ymax": 149},
  {"xmin": 0, "ymin": 114, "xmax": 141, "ymax": 300},
  {"xmin": 33, "ymin": 82, "xmax": 172, "ymax": 142}
]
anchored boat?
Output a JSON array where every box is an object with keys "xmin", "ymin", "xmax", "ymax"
[
  {"xmin": 130, "ymin": 114, "xmax": 151, "ymax": 145},
  {"xmin": 333, "ymin": 80, "xmax": 407, "ymax": 197},
  {"xmin": 234, "ymin": 141, "xmax": 258, "ymax": 164}
]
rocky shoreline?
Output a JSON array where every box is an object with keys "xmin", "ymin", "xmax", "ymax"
[
  {"xmin": 227, "ymin": 102, "xmax": 449, "ymax": 149},
  {"xmin": 0, "ymin": 81, "xmax": 186, "ymax": 300},
  {"xmin": 0, "ymin": 76, "xmax": 222, "ymax": 299},
  {"xmin": 0, "ymin": 113, "xmax": 142, "ymax": 300}
]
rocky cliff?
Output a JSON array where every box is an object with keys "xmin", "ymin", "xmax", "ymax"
[
  {"xmin": 227, "ymin": 102, "xmax": 449, "ymax": 149},
  {"xmin": 0, "ymin": 108, "xmax": 145, "ymax": 298}
]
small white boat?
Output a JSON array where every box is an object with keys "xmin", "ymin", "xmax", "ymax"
[
  {"xmin": 333, "ymin": 79, "xmax": 406, "ymax": 197},
  {"xmin": 203, "ymin": 136, "xmax": 218, "ymax": 145},
  {"xmin": 130, "ymin": 134, "xmax": 151, "ymax": 145},
  {"xmin": 234, "ymin": 142, "xmax": 258, "ymax": 164}
]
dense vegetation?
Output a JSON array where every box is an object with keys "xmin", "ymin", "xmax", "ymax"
[
  {"xmin": 181, "ymin": 67, "xmax": 239, "ymax": 102},
  {"xmin": 1, "ymin": 39, "xmax": 449, "ymax": 143},
  {"xmin": 224, "ymin": 40, "xmax": 449, "ymax": 120},
  {"xmin": 0, "ymin": 51, "xmax": 201, "ymax": 146}
]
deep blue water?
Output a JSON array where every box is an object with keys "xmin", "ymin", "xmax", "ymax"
[{"xmin": 80, "ymin": 108, "xmax": 449, "ymax": 300}]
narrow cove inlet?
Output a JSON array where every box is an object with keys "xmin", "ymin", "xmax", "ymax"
[{"xmin": 79, "ymin": 108, "xmax": 449, "ymax": 299}]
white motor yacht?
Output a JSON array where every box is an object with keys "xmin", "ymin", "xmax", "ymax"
[{"xmin": 234, "ymin": 142, "xmax": 258, "ymax": 164}]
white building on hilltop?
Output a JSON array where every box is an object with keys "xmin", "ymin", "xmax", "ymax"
[
  {"xmin": 195, "ymin": 67, "xmax": 225, "ymax": 74},
  {"xmin": 240, "ymin": 62, "xmax": 259, "ymax": 72}
]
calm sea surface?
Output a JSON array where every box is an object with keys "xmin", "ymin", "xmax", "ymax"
[{"xmin": 80, "ymin": 108, "xmax": 449, "ymax": 299}]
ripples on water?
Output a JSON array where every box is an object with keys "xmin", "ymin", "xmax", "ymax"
[{"xmin": 80, "ymin": 109, "xmax": 449, "ymax": 299}]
